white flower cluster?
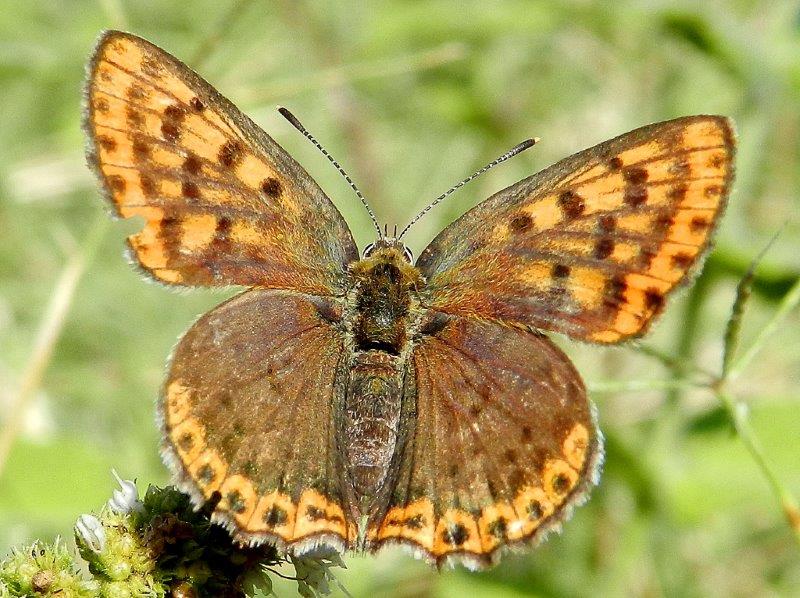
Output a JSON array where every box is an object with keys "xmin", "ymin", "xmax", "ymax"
[
  {"xmin": 107, "ymin": 470, "xmax": 144, "ymax": 515},
  {"xmin": 74, "ymin": 470, "xmax": 143, "ymax": 553}
]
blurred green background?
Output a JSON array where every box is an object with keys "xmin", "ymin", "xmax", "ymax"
[{"xmin": 1, "ymin": 0, "xmax": 799, "ymax": 595}]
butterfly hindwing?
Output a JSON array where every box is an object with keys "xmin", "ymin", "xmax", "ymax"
[
  {"xmin": 416, "ymin": 116, "xmax": 735, "ymax": 343},
  {"xmin": 161, "ymin": 290, "xmax": 356, "ymax": 552},
  {"xmin": 84, "ymin": 30, "xmax": 357, "ymax": 294},
  {"xmin": 366, "ymin": 315, "xmax": 602, "ymax": 567}
]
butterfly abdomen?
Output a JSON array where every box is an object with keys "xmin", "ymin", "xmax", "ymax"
[{"xmin": 341, "ymin": 352, "xmax": 404, "ymax": 513}]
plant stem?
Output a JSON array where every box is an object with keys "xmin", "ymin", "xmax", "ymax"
[
  {"xmin": 725, "ymin": 276, "xmax": 800, "ymax": 382},
  {"xmin": 722, "ymin": 228, "xmax": 783, "ymax": 377},
  {"xmin": 97, "ymin": 0, "xmax": 128, "ymax": 29},
  {"xmin": 190, "ymin": 0, "xmax": 256, "ymax": 69},
  {"xmin": 0, "ymin": 217, "xmax": 108, "ymax": 479},
  {"xmin": 234, "ymin": 42, "xmax": 468, "ymax": 104},
  {"xmin": 716, "ymin": 392, "xmax": 800, "ymax": 545},
  {"xmin": 588, "ymin": 379, "xmax": 699, "ymax": 393}
]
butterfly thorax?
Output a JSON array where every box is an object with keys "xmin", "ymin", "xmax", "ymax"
[
  {"xmin": 340, "ymin": 245, "xmax": 423, "ymax": 517},
  {"xmin": 348, "ymin": 245, "xmax": 423, "ymax": 355}
]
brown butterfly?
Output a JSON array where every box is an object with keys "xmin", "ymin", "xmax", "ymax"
[{"xmin": 83, "ymin": 30, "xmax": 735, "ymax": 568}]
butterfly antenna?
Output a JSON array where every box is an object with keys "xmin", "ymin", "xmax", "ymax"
[
  {"xmin": 397, "ymin": 138, "xmax": 539, "ymax": 240},
  {"xmin": 278, "ymin": 106, "xmax": 382, "ymax": 238}
]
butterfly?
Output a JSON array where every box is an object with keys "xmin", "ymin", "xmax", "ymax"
[{"xmin": 83, "ymin": 30, "xmax": 735, "ymax": 569}]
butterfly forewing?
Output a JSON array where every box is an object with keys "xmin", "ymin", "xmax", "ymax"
[
  {"xmin": 416, "ymin": 116, "xmax": 734, "ymax": 343},
  {"xmin": 84, "ymin": 30, "xmax": 357, "ymax": 294},
  {"xmin": 161, "ymin": 290, "xmax": 356, "ymax": 551},
  {"xmin": 367, "ymin": 316, "xmax": 602, "ymax": 568}
]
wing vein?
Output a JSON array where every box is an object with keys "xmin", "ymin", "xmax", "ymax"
[{"xmin": 99, "ymin": 59, "xmax": 234, "ymax": 139}]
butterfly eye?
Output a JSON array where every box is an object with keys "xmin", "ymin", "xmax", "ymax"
[
  {"xmin": 362, "ymin": 242, "xmax": 376, "ymax": 258},
  {"xmin": 402, "ymin": 246, "xmax": 414, "ymax": 263}
]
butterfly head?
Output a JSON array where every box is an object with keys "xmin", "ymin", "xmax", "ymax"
[
  {"xmin": 354, "ymin": 237, "xmax": 422, "ymax": 291},
  {"xmin": 362, "ymin": 237, "xmax": 414, "ymax": 264}
]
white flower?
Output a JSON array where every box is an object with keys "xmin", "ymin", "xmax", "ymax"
[
  {"xmin": 75, "ymin": 514, "xmax": 105, "ymax": 553},
  {"xmin": 108, "ymin": 469, "xmax": 144, "ymax": 514}
]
